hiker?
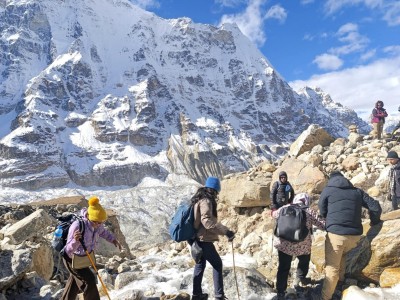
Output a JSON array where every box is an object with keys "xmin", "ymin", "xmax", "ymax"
[
  {"xmin": 371, "ymin": 100, "xmax": 388, "ymax": 139},
  {"xmin": 272, "ymin": 193, "xmax": 325, "ymax": 300},
  {"xmin": 387, "ymin": 151, "xmax": 400, "ymax": 211},
  {"xmin": 315, "ymin": 171, "xmax": 382, "ymax": 300},
  {"xmin": 190, "ymin": 176, "xmax": 235, "ymax": 300},
  {"xmin": 61, "ymin": 196, "xmax": 122, "ymax": 300},
  {"xmin": 270, "ymin": 171, "xmax": 295, "ymax": 210}
]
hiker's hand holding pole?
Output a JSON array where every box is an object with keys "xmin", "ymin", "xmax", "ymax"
[
  {"xmin": 112, "ymin": 239, "xmax": 122, "ymax": 250},
  {"xmin": 226, "ymin": 230, "xmax": 235, "ymax": 242},
  {"xmin": 73, "ymin": 230, "xmax": 82, "ymax": 241}
]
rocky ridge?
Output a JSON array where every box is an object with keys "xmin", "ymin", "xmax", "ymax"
[{"xmin": 1, "ymin": 125, "xmax": 400, "ymax": 299}]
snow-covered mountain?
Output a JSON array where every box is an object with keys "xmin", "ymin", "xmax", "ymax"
[{"xmin": 0, "ymin": 0, "xmax": 368, "ymax": 191}]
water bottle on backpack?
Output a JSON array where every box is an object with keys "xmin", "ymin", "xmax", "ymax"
[{"xmin": 52, "ymin": 225, "xmax": 63, "ymax": 250}]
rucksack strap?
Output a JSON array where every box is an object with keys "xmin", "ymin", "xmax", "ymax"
[{"xmin": 77, "ymin": 217, "xmax": 86, "ymax": 250}]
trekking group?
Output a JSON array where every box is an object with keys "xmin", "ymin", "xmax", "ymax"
[
  {"xmin": 271, "ymin": 169, "xmax": 382, "ymax": 300},
  {"xmin": 54, "ymin": 147, "xmax": 400, "ymax": 300},
  {"xmin": 178, "ymin": 162, "xmax": 387, "ymax": 300}
]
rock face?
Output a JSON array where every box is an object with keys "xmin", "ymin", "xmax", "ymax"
[
  {"xmin": 0, "ymin": 0, "xmax": 368, "ymax": 190},
  {"xmin": 3, "ymin": 209, "xmax": 52, "ymax": 245},
  {"xmin": 220, "ymin": 175, "xmax": 271, "ymax": 207},
  {"xmin": 289, "ymin": 124, "xmax": 335, "ymax": 158}
]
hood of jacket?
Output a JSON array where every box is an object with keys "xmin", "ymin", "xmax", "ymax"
[{"xmin": 326, "ymin": 174, "xmax": 354, "ymax": 189}]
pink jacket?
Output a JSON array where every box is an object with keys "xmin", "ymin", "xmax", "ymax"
[
  {"xmin": 64, "ymin": 208, "xmax": 115, "ymax": 258},
  {"xmin": 272, "ymin": 205, "xmax": 325, "ymax": 256}
]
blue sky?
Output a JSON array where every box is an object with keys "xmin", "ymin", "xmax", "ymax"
[{"xmin": 131, "ymin": 0, "xmax": 400, "ymax": 119}]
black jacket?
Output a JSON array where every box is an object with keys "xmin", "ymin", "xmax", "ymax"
[
  {"xmin": 270, "ymin": 181, "xmax": 294, "ymax": 210},
  {"xmin": 319, "ymin": 174, "xmax": 382, "ymax": 235}
]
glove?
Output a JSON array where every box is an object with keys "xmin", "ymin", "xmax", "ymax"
[{"xmin": 226, "ymin": 230, "xmax": 235, "ymax": 242}]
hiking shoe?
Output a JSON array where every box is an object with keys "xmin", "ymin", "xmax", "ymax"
[
  {"xmin": 214, "ymin": 295, "xmax": 228, "ymax": 300},
  {"xmin": 293, "ymin": 277, "xmax": 312, "ymax": 287},
  {"xmin": 192, "ymin": 293, "xmax": 208, "ymax": 300},
  {"xmin": 273, "ymin": 293, "xmax": 285, "ymax": 300}
]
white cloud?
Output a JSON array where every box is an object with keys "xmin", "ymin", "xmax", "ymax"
[
  {"xmin": 290, "ymin": 55, "xmax": 400, "ymax": 118},
  {"xmin": 383, "ymin": 1, "xmax": 400, "ymax": 26},
  {"xmin": 313, "ymin": 54, "xmax": 344, "ymax": 70},
  {"xmin": 360, "ymin": 49, "xmax": 376, "ymax": 61},
  {"xmin": 383, "ymin": 45, "xmax": 400, "ymax": 55},
  {"xmin": 265, "ymin": 5, "xmax": 287, "ymax": 24},
  {"xmin": 323, "ymin": 0, "xmax": 400, "ymax": 27},
  {"xmin": 329, "ymin": 23, "xmax": 369, "ymax": 55},
  {"xmin": 219, "ymin": 0, "xmax": 270, "ymax": 46},
  {"xmin": 324, "ymin": 0, "xmax": 383, "ymax": 15}
]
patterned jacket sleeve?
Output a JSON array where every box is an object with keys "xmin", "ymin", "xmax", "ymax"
[{"xmin": 307, "ymin": 208, "xmax": 325, "ymax": 230}]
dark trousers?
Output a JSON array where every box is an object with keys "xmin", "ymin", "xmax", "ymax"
[
  {"xmin": 392, "ymin": 196, "xmax": 400, "ymax": 210},
  {"xmin": 60, "ymin": 255, "xmax": 99, "ymax": 300},
  {"xmin": 192, "ymin": 241, "xmax": 224, "ymax": 297},
  {"xmin": 276, "ymin": 250, "xmax": 310, "ymax": 293}
]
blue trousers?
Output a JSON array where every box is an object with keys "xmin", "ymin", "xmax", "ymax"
[{"xmin": 192, "ymin": 241, "xmax": 224, "ymax": 297}]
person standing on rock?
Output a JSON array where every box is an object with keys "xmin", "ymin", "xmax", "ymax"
[
  {"xmin": 272, "ymin": 193, "xmax": 325, "ymax": 300},
  {"xmin": 270, "ymin": 171, "xmax": 295, "ymax": 210},
  {"xmin": 61, "ymin": 196, "xmax": 122, "ymax": 300},
  {"xmin": 371, "ymin": 100, "xmax": 388, "ymax": 139},
  {"xmin": 190, "ymin": 177, "xmax": 235, "ymax": 300},
  {"xmin": 387, "ymin": 151, "xmax": 400, "ymax": 210},
  {"xmin": 315, "ymin": 171, "xmax": 382, "ymax": 300}
]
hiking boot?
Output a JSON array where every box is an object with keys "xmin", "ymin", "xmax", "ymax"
[
  {"xmin": 192, "ymin": 293, "xmax": 208, "ymax": 300},
  {"xmin": 293, "ymin": 277, "xmax": 311, "ymax": 287},
  {"xmin": 214, "ymin": 295, "xmax": 228, "ymax": 300},
  {"xmin": 273, "ymin": 293, "xmax": 285, "ymax": 300}
]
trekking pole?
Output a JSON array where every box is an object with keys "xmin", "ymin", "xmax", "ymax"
[
  {"xmin": 80, "ymin": 241, "xmax": 111, "ymax": 300},
  {"xmin": 231, "ymin": 241, "xmax": 241, "ymax": 300}
]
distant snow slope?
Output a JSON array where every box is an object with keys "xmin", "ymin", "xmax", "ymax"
[{"xmin": 0, "ymin": 0, "xmax": 368, "ymax": 191}]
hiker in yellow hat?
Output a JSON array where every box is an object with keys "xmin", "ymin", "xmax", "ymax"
[{"xmin": 61, "ymin": 196, "xmax": 122, "ymax": 300}]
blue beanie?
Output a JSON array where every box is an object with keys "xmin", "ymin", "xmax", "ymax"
[{"xmin": 205, "ymin": 177, "xmax": 221, "ymax": 192}]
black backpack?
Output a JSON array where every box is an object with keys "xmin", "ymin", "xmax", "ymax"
[
  {"xmin": 274, "ymin": 204, "xmax": 309, "ymax": 242},
  {"xmin": 274, "ymin": 181, "xmax": 292, "ymax": 206},
  {"xmin": 53, "ymin": 213, "xmax": 85, "ymax": 254}
]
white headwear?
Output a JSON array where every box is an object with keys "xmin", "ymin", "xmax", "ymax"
[{"xmin": 293, "ymin": 193, "xmax": 310, "ymax": 206}]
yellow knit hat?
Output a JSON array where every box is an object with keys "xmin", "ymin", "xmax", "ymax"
[{"xmin": 87, "ymin": 196, "xmax": 107, "ymax": 222}]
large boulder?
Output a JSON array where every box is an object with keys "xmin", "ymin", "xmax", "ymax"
[
  {"xmin": 272, "ymin": 158, "xmax": 327, "ymax": 194},
  {"xmin": 289, "ymin": 124, "xmax": 335, "ymax": 158},
  {"xmin": 31, "ymin": 243, "xmax": 54, "ymax": 281},
  {"xmin": 3, "ymin": 209, "xmax": 52, "ymax": 245},
  {"xmin": 379, "ymin": 268, "xmax": 400, "ymax": 288},
  {"xmin": 0, "ymin": 249, "xmax": 32, "ymax": 290},
  {"xmin": 220, "ymin": 176, "xmax": 271, "ymax": 207},
  {"xmin": 345, "ymin": 211, "xmax": 400, "ymax": 282}
]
